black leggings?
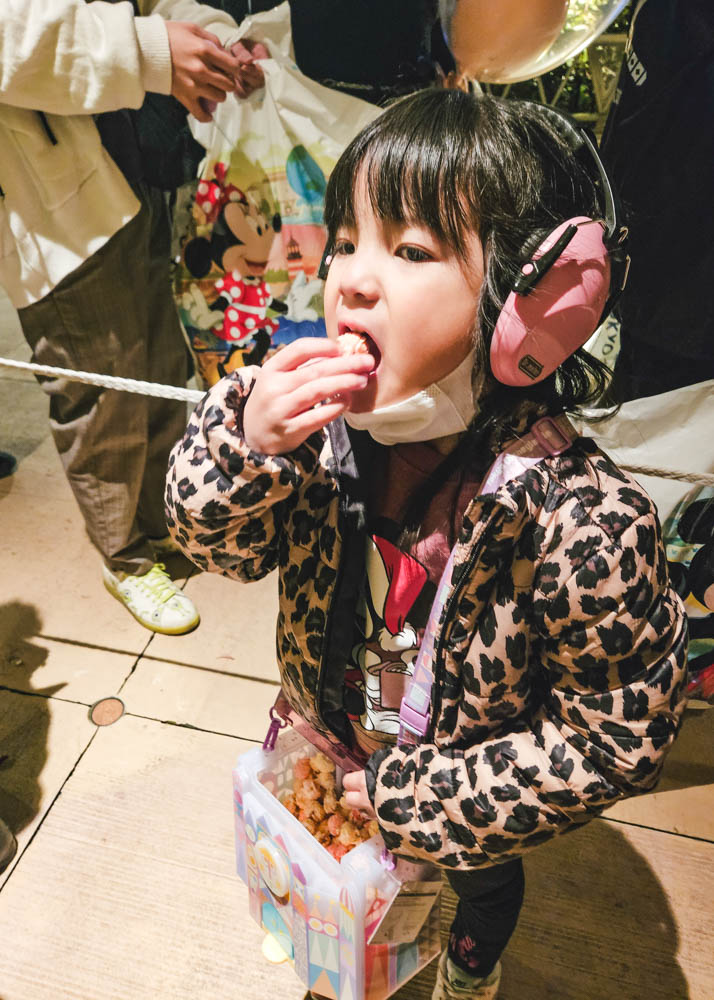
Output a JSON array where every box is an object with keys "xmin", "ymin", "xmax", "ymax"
[{"xmin": 445, "ymin": 859, "xmax": 525, "ymax": 978}]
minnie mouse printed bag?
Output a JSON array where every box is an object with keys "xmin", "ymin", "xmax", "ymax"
[{"xmin": 172, "ymin": 2, "xmax": 378, "ymax": 387}]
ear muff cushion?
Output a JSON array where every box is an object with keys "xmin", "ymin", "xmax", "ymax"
[{"xmin": 490, "ymin": 217, "xmax": 611, "ymax": 386}]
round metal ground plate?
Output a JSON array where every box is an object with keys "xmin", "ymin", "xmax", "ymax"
[{"xmin": 89, "ymin": 696, "xmax": 125, "ymax": 727}]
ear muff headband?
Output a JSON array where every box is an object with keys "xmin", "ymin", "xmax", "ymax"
[{"xmin": 490, "ymin": 103, "xmax": 629, "ymax": 387}]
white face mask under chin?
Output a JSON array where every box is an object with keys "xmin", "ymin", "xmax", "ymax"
[{"xmin": 344, "ymin": 350, "xmax": 476, "ymax": 446}]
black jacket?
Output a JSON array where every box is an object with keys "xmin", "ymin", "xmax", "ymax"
[{"xmin": 601, "ymin": 0, "xmax": 714, "ymax": 361}]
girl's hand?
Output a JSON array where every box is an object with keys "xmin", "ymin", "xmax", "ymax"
[
  {"xmin": 342, "ymin": 770, "xmax": 376, "ymax": 819},
  {"xmin": 242, "ymin": 338, "xmax": 374, "ymax": 455}
]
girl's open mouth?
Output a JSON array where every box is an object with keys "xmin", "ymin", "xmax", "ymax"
[{"xmin": 338, "ymin": 326, "xmax": 381, "ymax": 373}]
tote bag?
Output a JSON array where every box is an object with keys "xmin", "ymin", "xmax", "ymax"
[{"xmin": 173, "ymin": 2, "xmax": 379, "ymax": 386}]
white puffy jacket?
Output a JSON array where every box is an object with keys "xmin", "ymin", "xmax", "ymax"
[{"xmin": 0, "ymin": 0, "xmax": 242, "ymax": 307}]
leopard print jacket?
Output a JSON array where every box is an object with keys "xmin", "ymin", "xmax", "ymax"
[{"xmin": 165, "ymin": 369, "xmax": 688, "ymax": 870}]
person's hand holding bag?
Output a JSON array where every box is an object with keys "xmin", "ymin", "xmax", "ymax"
[
  {"xmin": 166, "ymin": 21, "xmax": 243, "ymax": 121},
  {"xmin": 230, "ymin": 38, "xmax": 269, "ymax": 98}
]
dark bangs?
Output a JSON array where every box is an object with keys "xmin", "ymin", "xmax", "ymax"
[{"xmin": 324, "ymin": 90, "xmax": 484, "ymax": 257}]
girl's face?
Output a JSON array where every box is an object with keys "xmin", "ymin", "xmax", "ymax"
[{"xmin": 323, "ymin": 183, "xmax": 485, "ymax": 413}]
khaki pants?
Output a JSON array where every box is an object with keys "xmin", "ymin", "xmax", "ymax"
[{"xmin": 19, "ymin": 184, "xmax": 188, "ymax": 576}]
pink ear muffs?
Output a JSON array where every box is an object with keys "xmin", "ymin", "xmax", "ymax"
[{"xmin": 489, "ymin": 216, "xmax": 611, "ymax": 386}]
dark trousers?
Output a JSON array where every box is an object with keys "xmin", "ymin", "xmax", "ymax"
[
  {"xmin": 446, "ymin": 858, "xmax": 525, "ymax": 978},
  {"xmin": 18, "ymin": 183, "xmax": 188, "ymax": 575}
]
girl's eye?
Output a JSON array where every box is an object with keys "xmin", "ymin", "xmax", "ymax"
[
  {"xmin": 397, "ymin": 245, "xmax": 432, "ymax": 263},
  {"xmin": 334, "ymin": 239, "xmax": 355, "ymax": 256}
]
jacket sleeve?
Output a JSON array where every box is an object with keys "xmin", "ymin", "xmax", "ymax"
[
  {"xmin": 0, "ymin": 0, "xmax": 240, "ymax": 114},
  {"xmin": 365, "ymin": 513, "xmax": 689, "ymax": 869},
  {"xmin": 165, "ymin": 370, "xmax": 327, "ymax": 583}
]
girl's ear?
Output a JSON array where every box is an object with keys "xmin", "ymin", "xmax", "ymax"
[{"xmin": 183, "ymin": 237, "xmax": 213, "ymax": 278}]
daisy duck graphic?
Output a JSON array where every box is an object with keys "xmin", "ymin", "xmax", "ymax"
[
  {"xmin": 182, "ymin": 163, "xmax": 287, "ymax": 366},
  {"xmin": 346, "ymin": 535, "xmax": 428, "ymax": 753}
]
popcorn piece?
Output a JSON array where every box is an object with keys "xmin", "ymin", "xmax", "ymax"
[
  {"xmin": 295, "ymin": 777, "xmax": 321, "ymax": 804},
  {"xmin": 337, "ymin": 332, "xmax": 370, "ymax": 356},
  {"xmin": 315, "ymin": 819, "xmax": 332, "ymax": 846},
  {"xmin": 326, "ymin": 813, "xmax": 344, "ymax": 837},
  {"xmin": 285, "ymin": 750, "xmax": 380, "ymax": 856},
  {"xmin": 327, "ymin": 842, "xmax": 349, "ymax": 861},
  {"xmin": 309, "ymin": 751, "xmax": 334, "ymax": 775},
  {"xmin": 298, "ymin": 811, "xmax": 318, "ymax": 835},
  {"xmin": 294, "ymin": 757, "xmax": 312, "ymax": 781},
  {"xmin": 302, "ymin": 799, "xmax": 326, "ymax": 824},
  {"xmin": 315, "ymin": 770, "xmax": 336, "ymax": 791},
  {"xmin": 337, "ymin": 821, "xmax": 360, "ymax": 847},
  {"xmin": 310, "ymin": 752, "xmax": 336, "ymax": 790},
  {"xmin": 282, "ymin": 792, "xmax": 298, "ymax": 816}
]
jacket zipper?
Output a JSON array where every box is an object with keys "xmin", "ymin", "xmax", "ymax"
[
  {"xmin": 314, "ymin": 496, "xmax": 348, "ymax": 738},
  {"xmin": 313, "ymin": 429, "xmax": 355, "ymax": 746},
  {"xmin": 427, "ymin": 510, "xmax": 502, "ymax": 741}
]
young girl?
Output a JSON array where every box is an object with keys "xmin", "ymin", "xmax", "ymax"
[{"xmin": 165, "ymin": 90, "xmax": 688, "ymax": 1000}]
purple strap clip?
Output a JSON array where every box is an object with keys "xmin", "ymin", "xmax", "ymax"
[{"xmin": 262, "ymin": 706, "xmax": 289, "ymax": 752}]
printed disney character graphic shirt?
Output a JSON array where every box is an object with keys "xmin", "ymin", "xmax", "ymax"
[{"xmin": 347, "ymin": 443, "xmax": 481, "ymax": 756}]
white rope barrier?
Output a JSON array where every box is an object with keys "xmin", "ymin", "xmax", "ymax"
[
  {"xmin": 3, "ymin": 354, "xmax": 714, "ymax": 486},
  {"xmin": 0, "ymin": 356, "xmax": 204, "ymax": 404},
  {"xmin": 617, "ymin": 464, "xmax": 714, "ymax": 486}
]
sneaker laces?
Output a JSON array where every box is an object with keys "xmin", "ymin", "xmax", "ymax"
[{"xmin": 134, "ymin": 563, "xmax": 179, "ymax": 605}]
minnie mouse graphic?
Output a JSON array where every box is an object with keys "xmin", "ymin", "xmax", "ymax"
[{"xmin": 182, "ymin": 164, "xmax": 287, "ymax": 367}]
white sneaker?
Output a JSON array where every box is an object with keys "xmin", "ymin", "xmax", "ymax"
[
  {"xmin": 432, "ymin": 951, "xmax": 501, "ymax": 1000},
  {"xmin": 102, "ymin": 562, "xmax": 200, "ymax": 635}
]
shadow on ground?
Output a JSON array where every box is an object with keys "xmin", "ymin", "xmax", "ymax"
[
  {"xmin": 0, "ymin": 602, "xmax": 57, "ymax": 836},
  {"xmin": 394, "ymin": 818, "xmax": 687, "ymax": 1000}
]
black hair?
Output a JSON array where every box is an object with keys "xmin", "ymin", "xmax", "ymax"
[{"xmin": 324, "ymin": 89, "xmax": 615, "ymax": 543}]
